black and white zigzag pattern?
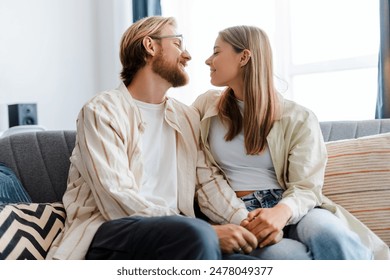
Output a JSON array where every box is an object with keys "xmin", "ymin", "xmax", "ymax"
[{"xmin": 0, "ymin": 203, "xmax": 65, "ymax": 260}]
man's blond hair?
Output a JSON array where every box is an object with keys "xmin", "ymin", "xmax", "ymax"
[{"xmin": 120, "ymin": 16, "xmax": 177, "ymax": 86}]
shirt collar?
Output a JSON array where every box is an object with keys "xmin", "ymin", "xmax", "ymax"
[{"xmin": 118, "ymin": 82, "xmax": 183, "ymax": 134}]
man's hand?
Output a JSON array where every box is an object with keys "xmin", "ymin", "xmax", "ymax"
[
  {"xmin": 241, "ymin": 203, "xmax": 291, "ymax": 248},
  {"xmin": 212, "ymin": 224, "xmax": 258, "ymax": 254}
]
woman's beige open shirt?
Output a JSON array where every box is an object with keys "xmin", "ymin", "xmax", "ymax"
[{"xmin": 193, "ymin": 90, "xmax": 390, "ymax": 260}]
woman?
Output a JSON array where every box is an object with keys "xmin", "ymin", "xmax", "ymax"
[{"xmin": 193, "ymin": 25, "xmax": 389, "ymax": 259}]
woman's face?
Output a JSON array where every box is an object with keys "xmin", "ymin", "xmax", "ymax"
[{"xmin": 205, "ymin": 36, "xmax": 243, "ymax": 88}]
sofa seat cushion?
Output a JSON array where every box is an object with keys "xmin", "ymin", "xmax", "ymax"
[
  {"xmin": 323, "ymin": 132, "xmax": 390, "ymax": 246},
  {"xmin": 0, "ymin": 202, "xmax": 65, "ymax": 260}
]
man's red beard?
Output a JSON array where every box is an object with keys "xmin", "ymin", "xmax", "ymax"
[{"xmin": 152, "ymin": 50, "xmax": 189, "ymax": 87}]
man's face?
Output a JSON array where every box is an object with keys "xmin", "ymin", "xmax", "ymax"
[{"xmin": 151, "ymin": 26, "xmax": 191, "ymax": 87}]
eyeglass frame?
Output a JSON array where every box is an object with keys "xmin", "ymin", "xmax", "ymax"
[{"xmin": 149, "ymin": 34, "xmax": 186, "ymax": 52}]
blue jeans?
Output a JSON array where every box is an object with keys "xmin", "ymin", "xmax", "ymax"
[
  {"xmin": 241, "ymin": 189, "xmax": 372, "ymax": 260},
  {"xmin": 0, "ymin": 163, "xmax": 32, "ymax": 204}
]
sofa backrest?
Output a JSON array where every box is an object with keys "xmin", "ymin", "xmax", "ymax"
[
  {"xmin": 320, "ymin": 119, "xmax": 390, "ymax": 141},
  {"xmin": 0, "ymin": 131, "xmax": 75, "ymax": 203},
  {"xmin": 1, "ymin": 119, "xmax": 390, "ymax": 203}
]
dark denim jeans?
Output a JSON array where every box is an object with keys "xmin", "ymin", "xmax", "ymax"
[{"xmin": 240, "ymin": 189, "xmax": 283, "ymax": 211}]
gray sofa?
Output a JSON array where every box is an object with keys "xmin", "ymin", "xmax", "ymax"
[
  {"xmin": 2, "ymin": 119, "xmax": 390, "ymax": 204},
  {"xmin": 0, "ymin": 119, "xmax": 390, "ymax": 259},
  {"xmin": 0, "ymin": 130, "xmax": 75, "ymax": 203}
]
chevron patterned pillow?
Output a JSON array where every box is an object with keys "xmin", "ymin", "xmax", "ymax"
[{"xmin": 0, "ymin": 202, "xmax": 66, "ymax": 260}]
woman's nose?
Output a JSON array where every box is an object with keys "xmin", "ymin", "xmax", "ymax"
[{"xmin": 205, "ymin": 56, "xmax": 211, "ymax": 66}]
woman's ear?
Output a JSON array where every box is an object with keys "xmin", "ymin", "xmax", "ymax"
[
  {"xmin": 240, "ymin": 49, "xmax": 251, "ymax": 67},
  {"xmin": 143, "ymin": 36, "xmax": 156, "ymax": 56}
]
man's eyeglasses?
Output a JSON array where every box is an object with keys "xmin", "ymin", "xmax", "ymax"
[{"xmin": 150, "ymin": 34, "xmax": 186, "ymax": 52}]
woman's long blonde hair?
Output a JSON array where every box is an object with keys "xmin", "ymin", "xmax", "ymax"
[{"xmin": 217, "ymin": 26, "xmax": 280, "ymax": 154}]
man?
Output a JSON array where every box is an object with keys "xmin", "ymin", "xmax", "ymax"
[{"xmin": 46, "ymin": 16, "xmax": 257, "ymax": 260}]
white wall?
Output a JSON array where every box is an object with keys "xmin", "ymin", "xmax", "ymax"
[{"xmin": 0, "ymin": 0, "xmax": 132, "ymax": 132}]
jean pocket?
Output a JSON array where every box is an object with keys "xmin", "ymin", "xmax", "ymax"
[
  {"xmin": 242, "ymin": 197, "xmax": 261, "ymax": 212},
  {"xmin": 258, "ymin": 189, "xmax": 283, "ymax": 208},
  {"xmin": 270, "ymin": 189, "xmax": 284, "ymax": 201}
]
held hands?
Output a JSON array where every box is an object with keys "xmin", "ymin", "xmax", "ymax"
[
  {"xmin": 241, "ymin": 203, "xmax": 292, "ymax": 248},
  {"xmin": 212, "ymin": 224, "xmax": 258, "ymax": 254},
  {"xmin": 211, "ymin": 204, "xmax": 291, "ymax": 254}
]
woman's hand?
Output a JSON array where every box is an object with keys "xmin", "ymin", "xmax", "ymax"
[
  {"xmin": 212, "ymin": 224, "xmax": 258, "ymax": 254},
  {"xmin": 241, "ymin": 203, "xmax": 292, "ymax": 248}
]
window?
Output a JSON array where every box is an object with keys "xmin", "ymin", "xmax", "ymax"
[{"xmin": 161, "ymin": 0, "xmax": 379, "ymax": 121}]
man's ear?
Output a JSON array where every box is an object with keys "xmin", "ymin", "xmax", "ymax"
[
  {"xmin": 143, "ymin": 36, "xmax": 156, "ymax": 56},
  {"xmin": 240, "ymin": 49, "xmax": 251, "ymax": 67}
]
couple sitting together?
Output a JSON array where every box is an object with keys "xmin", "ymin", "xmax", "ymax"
[{"xmin": 46, "ymin": 16, "xmax": 389, "ymax": 260}]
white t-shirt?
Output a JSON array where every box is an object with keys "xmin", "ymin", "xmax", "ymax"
[
  {"xmin": 209, "ymin": 99, "xmax": 282, "ymax": 192},
  {"xmin": 134, "ymin": 99, "xmax": 178, "ymax": 212}
]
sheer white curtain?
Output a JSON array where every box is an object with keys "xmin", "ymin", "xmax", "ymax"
[
  {"xmin": 161, "ymin": 0, "xmax": 379, "ymax": 121},
  {"xmin": 161, "ymin": 0, "xmax": 277, "ymax": 105}
]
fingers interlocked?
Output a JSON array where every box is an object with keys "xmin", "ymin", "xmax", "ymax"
[{"xmin": 233, "ymin": 243, "xmax": 252, "ymax": 254}]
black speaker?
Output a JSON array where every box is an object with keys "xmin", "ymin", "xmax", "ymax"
[{"xmin": 8, "ymin": 103, "xmax": 38, "ymax": 128}]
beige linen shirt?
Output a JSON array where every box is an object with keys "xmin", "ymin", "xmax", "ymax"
[
  {"xmin": 47, "ymin": 83, "xmax": 200, "ymax": 259},
  {"xmin": 193, "ymin": 89, "xmax": 390, "ymax": 260}
]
